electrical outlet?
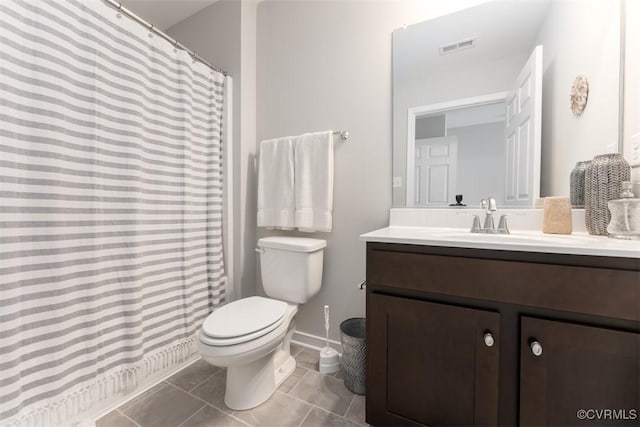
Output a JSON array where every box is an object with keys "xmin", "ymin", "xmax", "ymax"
[{"xmin": 393, "ymin": 177, "xmax": 402, "ymax": 188}]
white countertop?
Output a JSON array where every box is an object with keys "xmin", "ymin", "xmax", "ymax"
[{"xmin": 360, "ymin": 226, "xmax": 640, "ymax": 258}]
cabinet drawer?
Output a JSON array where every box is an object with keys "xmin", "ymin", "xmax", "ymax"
[{"xmin": 367, "ymin": 245, "xmax": 640, "ymax": 321}]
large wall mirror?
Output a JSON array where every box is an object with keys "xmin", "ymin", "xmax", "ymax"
[{"xmin": 393, "ymin": 0, "xmax": 623, "ymax": 208}]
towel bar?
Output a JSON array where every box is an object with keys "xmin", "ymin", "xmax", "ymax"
[{"xmin": 333, "ymin": 130, "xmax": 349, "ymax": 141}]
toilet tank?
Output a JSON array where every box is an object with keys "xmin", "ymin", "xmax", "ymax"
[{"xmin": 257, "ymin": 237, "xmax": 326, "ymax": 304}]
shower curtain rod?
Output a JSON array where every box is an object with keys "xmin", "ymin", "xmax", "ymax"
[{"xmin": 101, "ymin": 0, "xmax": 228, "ymax": 76}]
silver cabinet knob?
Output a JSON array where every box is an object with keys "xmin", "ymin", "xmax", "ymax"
[
  {"xmin": 483, "ymin": 332, "xmax": 495, "ymax": 347},
  {"xmin": 530, "ymin": 340, "xmax": 543, "ymax": 356}
]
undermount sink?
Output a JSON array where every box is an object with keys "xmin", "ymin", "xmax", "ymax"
[{"xmin": 414, "ymin": 228, "xmax": 600, "ymax": 245}]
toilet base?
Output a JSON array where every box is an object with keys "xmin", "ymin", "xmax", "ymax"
[
  {"xmin": 223, "ymin": 324, "xmax": 297, "ymax": 411},
  {"xmin": 224, "ymin": 348, "xmax": 296, "ymax": 410}
]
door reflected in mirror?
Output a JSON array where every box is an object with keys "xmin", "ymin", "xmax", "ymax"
[{"xmin": 409, "ymin": 101, "xmax": 505, "ymax": 207}]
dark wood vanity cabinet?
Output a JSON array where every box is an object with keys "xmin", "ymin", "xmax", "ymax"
[
  {"xmin": 365, "ymin": 243, "xmax": 640, "ymax": 427},
  {"xmin": 368, "ymin": 293, "xmax": 500, "ymax": 426},
  {"xmin": 519, "ymin": 317, "xmax": 640, "ymax": 427}
]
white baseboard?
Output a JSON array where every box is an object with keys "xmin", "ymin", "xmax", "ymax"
[{"xmin": 292, "ymin": 330, "xmax": 342, "ymax": 354}]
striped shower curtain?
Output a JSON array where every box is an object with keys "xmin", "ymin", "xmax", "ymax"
[{"xmin": 0, "ymin": 0, "xmax": 227, "ymax": 425}]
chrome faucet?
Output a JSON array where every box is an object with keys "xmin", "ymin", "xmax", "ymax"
[
  {"xmin": 483, "ymin": 198, "xmax": 497, "ymax": 231},
  {"xmin": 470, "ymin": 197, "xmax": 510, "ymax": 234}
]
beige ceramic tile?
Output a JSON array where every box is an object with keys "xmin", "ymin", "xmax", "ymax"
[
  {"xmin": 233, "ymin": 391, "xmax": 312, "ymax": 427},
  {"xmin": 289, "ymin": 370, "xmax": 355, "ymax": 416},
  {"xmin": 179, "ymin": 405, "xmax": 249, "ymax": 427},
  {"xmin": 300, "ymin": 407, "xmax": 361, "ymax": 427},
  {"xmin": 344, "ymin": 395, "xmax": 367, "ymax": 426},
  {"xmin": 331, "ymin": 367, "xmax": 345, "ymax": 380},
  {"xmin": 112, "ymin": 354, "xmax": 365, "ymax": 427},
  {"xmin": 119, "ymin": 383, "xmax": 167, "ymax": 412},
  {"xmin": 294, "ymin": 348, "xmax": 320, "ymax": 371},
  {"xmin": 278, "ymin": 366, "xmax": 307, "ymax": 393},
  {"xmin": 122, "ymin": 383, "xmax": 204, "ymax": 427},
  {"xmin": 190, "ymin": 369, "xmax": 232, "ymax": 413},
  {"xmin": 167, "ymin": 359, "xmax": 221, "ymax": 392},
  {"xmin": 96, "ymin": 410, "xmax": 138, "ymax": 427}
]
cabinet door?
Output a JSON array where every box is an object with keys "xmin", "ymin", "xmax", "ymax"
[
  {"xmin": 367, "ymin": 293, "xmax": 500, "ymax": 426},
  {"xmin": 520, "ymin": 317, "xmax": 640, "ymax": 426}
]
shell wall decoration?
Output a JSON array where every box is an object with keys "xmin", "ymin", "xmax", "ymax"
[{"xmin": 570, "ymin": 75, "xmax": 589, "ymax": 115}]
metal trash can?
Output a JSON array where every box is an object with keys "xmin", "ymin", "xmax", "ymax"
[{"xmin": 340, "ymin": 318, "xmax": 366, "ymax": 395}]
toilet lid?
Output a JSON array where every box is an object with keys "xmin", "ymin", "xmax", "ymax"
[{"xmin": 202, "ymin": 296, "xmax": 288, "ymax": 339}]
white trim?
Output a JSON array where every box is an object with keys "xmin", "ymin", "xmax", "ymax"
[
  {"xmin": 405, "ymin": 92, "xmax": 509, "ymax": 207},
  {"xmin": 223, "ymin": 77, "xmax": 235, "ymax": 302},
  {"xmin": 619, "ymin": 0, "xmax": 625, "ymax": 154},
  {"xmin": 406, "ymin": 107, "xmax": 416, "ymax": 206},
  {"xmin": 531, "ymin": 46, "xmax": 543, "ymax": 207},
  {"xmin": 292, "ymin": 330, "xmax": 342, "ymax": 354}
]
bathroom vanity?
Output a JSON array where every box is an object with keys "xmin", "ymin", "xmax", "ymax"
[{"xmin": 361, "ymin": 226, "xmax": 639, "ymax": 426}]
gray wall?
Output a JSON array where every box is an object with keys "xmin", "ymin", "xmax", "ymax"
[
  {"xmin": 415, "ymin": 115, "xmax": 446, "ymax": 139},
  {"xmin": 167, "ymin": 0, "xmax": 259, "ymax": 301},
  {"xmin": 255, "ymin": 0, "xmax": 412, "ymax": 340},
  {"xmin": 167, "ymin": 1, "xmax": 240, "ymax": 149},
  {"xmin": 535, "ymin": 0, "xmax": 621, "ymax": 197},
  {"xmin": 447, "ymin": 122, "xmax": 505, "ymax": 205},
  {"xmin": 166, "ymin": 0, "xmax": 492, "ymax": 340}
]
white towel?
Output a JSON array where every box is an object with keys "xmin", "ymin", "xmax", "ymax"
[
  {"xmin": 257, "ymin": 137, "xmax": 295, "ymax": 228},
  {"xmin": 294, "ymin": 131, "xmax": 334, "ymax": 232}
]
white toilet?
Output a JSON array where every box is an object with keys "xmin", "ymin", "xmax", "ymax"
[{"xmin": 198, "ymin": 236, "xmax": 326, "ymax": 410}]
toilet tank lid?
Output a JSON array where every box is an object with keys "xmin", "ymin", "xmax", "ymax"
[{"xmin": 258, "ymin": 237, "xmax": 326, "ymax": 252}]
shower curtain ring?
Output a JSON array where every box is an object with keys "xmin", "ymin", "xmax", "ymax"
[{"xmin": 148, "ymin": 24, "xmax": 154, "ymax": 37}]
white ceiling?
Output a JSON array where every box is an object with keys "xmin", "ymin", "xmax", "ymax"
[
  {"xmin": 120, "ymin": 0, "xmax": 219, "ymax": 30},
  {"xmin": 393, "ymin": 0, "xmax": 551, "ymax": 83}
]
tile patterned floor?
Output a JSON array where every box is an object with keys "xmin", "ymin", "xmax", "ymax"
[{"xmin": 96, "ymin": 345, "xmax": 367, "ymax": 427}]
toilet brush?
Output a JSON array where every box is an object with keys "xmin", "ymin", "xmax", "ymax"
[{"xmin": 318, "ymin": 305, "xmax": 339, "ymax": 374}]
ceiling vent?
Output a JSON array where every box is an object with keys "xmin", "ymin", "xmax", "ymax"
[{"xmin": 439, "ymin": 37, "xmax": 477, "ymax": 56}]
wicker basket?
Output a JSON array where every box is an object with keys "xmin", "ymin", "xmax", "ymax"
[
  {"xmin": 340, "ymin": 318, "xmax": 366, "ymax": 395},
  {"xmin": 570, "ymin": 161, "xmax": 591, "ymax": 208},
  {"xmin": 585, "ymin": 153, "xmax": 630, "ymax": 235}
]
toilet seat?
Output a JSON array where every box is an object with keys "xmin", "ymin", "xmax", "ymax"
[{"xmin": 201, "ymin": 296, "xmax": 288, "ymax": 346}]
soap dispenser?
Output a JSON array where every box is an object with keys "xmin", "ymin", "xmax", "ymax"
[{"xmin": 606, "ymin": 181, "xmax": 640, "ymax": 239}]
